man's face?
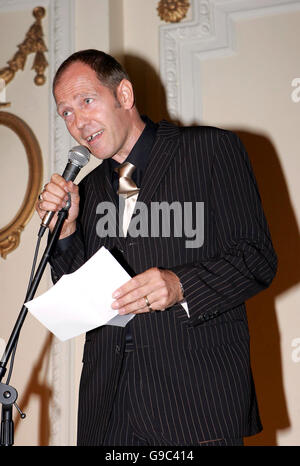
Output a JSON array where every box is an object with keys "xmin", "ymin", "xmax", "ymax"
[{"xmin": 54, "ymin": 61, "xmax": 133, "ymax": 161}]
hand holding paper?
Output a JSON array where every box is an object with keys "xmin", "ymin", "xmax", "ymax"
[{"xmin": 25, "ymin": 247, "xmax": 134, "ymax": 341}]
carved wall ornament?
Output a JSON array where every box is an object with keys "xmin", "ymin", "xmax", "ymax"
[
  {"xmin": 0, "ymin": 111, "xmax": 43, "ymax": 259},
  {"xmin": 160, "ymin": 0, "xmax": 300, "ymax": 124},
  {"xmin": 157, "ymin": 0, "xmax": 190, "ymax": 23},
  {"xmin": 0, "ymin": 6, "xmax": 48, "ymax": 108},
  {"xmin": 0, "ymin": 0, "xmax": 76, "ymax": 446}
]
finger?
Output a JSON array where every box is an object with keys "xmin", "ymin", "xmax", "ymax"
[
  {"xmin": 131, "ymin": 296, "xmax": 159, "ymax": 315},
  {"xmin": 117, "ymin": 288, "xmax": 164, "ymax": 315},
  {"xmin": 132, "ymin": 307, "xmax": 166, "ymax": 315},
  {"xmin": 130, "ymin": 284, "xmax": 174, "ymax": 314},
  {"xmin": 38, "ymin": 179, "xmax": 78, "ymax": 212},
  {"xmin": 38, "ymin": 198, "xmax": 67, "ymax": 213},
  {"xmin": 136, "ymin": 290, "xmax": 167, "ymax": 313},
  {"xmin": 35, "ymin": 200, "xmax": 46, "ymax": 217},
  {"xmin": 111, "ymin": 284, "xmax": 154, "ymax": 310},
  {"xmin": 117, "ymin": 296, "xmax": 149, "ymax": 315},
  {"xmin": 45, "ymin": 181, "xmax": 69, "ymax": 200},
  {"xmin": 68, "ymin": 184, "xmax": 80, "ymax": 204},
  {"xmin": 42, "ymin": 189, "xmax": 69, "ymax": 206},
  {"xmin": 51, "ymin": 173, "xmax": 70, "ymax": 190},
  {"xmin": 66, "ymin": 180, "xmax": 79, "ymax": 194},
  {"xmin": 131, "ymin": 297, "xmax": 165, "ymax": 314},
  {"xmin": 35, "ymin": 200, "xmax": 58, "ymax": 225},
  {"xmin": 112, "ymin": 275, "xmax": 144, "ymax": 299},
  {"xmin": 112, "ymin": 268, "xmax": 160, "ymax": 299}
]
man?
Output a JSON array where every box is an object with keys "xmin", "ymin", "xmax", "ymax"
[{"xmin": 36, "ymin": 49, "xmax": 277, "ymax": 446}]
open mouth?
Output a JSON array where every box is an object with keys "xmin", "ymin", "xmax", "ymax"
[{"xmin": 86, "ymin": 129, "xmax": 104, "ymax": 143}]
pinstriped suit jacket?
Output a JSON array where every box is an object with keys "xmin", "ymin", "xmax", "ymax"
[{"xmin": 50, "ymin": 120, "xmax": 277, "ymax": 445}]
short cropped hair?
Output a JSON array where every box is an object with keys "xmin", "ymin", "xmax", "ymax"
[{"xmin": 52, "ymin": 49, "xmax": 130, "ymax": 96}]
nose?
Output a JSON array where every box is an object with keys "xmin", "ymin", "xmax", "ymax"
[{"xmin": 74, "ymin": 110, "xmax": 89, "ymax": 129}]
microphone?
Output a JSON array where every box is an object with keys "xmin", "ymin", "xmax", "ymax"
[{"xmin": 38, "ymin": 145, "xmax": 90, "ymax": 238}]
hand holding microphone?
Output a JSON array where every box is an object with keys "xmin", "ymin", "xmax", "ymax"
[{"xmin": 36, "ymin": 146, "xmax": 90, "ymax": 238}]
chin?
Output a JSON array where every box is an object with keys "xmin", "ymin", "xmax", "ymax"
[{"xmin": 91, "ymin": 150, "xmax": 113, "ymax": 160}]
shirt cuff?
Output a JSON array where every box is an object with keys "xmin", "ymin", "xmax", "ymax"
[
  {"xmin": 180, "ymin": 300, "xmax": 190, "ymax": 318},
  {"xmin": 178, "ymin": 280, "xmax": 190, "ymax": 317}
]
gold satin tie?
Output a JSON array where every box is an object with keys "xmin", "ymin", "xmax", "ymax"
[{"xmin": 115, "ymin": 162, "xmax": 140, "ymax": 236}]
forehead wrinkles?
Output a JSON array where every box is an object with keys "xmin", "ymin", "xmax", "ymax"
[{"xmin": 55, "ymin": 76, "xmax": 98, "ymax": 106}]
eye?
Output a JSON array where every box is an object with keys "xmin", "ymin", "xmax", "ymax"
[
  {"xmin": 62, "ymin": 110, "xmax": 72, "ymax": 118},
  {"xmin": 84, "ymin": 97, "xmax": 94, "ymax": 104}
]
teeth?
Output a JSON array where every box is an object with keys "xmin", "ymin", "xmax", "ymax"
[{"xmin": 87, "ymin": 130, "xmax": 103, "ymax": 142}]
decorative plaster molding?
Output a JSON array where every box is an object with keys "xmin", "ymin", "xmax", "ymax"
[
  {"xmin": 47, "ymin": 0, "xmax": 76, "ymax": 446},
  {"xmin": 160, "ymin": 0, "xmax": 300, "ymax": 123},
  {"xmin": 0, "ymin": 0, "xmax": 76, "ymax": 446},
  {"xmin": 48, "ymin": 0, "xmax": 75, "ymax": 176},
  {"xmin": 157, "ymin": 0, "xmax": 191, "ymax": 23}
]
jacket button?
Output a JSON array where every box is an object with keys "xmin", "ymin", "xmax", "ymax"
[{"xmin": 115, "ymin": 344, "xmax": 121, "ymax": 354}]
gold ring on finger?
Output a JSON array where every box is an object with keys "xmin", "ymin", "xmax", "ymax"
[
  {"xmin": 144, "ymin": 296, "xmax": 150, "ymax": 307},
  {"xmin": 144, "ymin": 296, "xmax": 154, "ymax": 313}
]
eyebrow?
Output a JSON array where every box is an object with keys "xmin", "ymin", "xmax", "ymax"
[{"xmin": 57, "ymin": 93, "xmax": 98, "ymax": 111}]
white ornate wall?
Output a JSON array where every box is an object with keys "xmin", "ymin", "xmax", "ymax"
[
  {"xmin": 0, "ymin": 0, "xmax": 125, "ymax": 446},
  {"xmin": 160, "ymin": 0, "xmax": 300, "ymax": 123},
  {"xmin": 0, "ymin": 0, "xmax": 77, "ymax": 446},
  {"xmin": 160, "ymin": 0, "xmax": 300, "ymax": 446},
  {"xmin": 1, "ymin": 0, "xmax": 299, "ymax": 446}
]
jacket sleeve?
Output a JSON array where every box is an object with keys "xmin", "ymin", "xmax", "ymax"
[
  {"xmin": 48, "ymin": 181, "xmax": 87, "ymax": 283},
  {"xmin": 172, "ymin": 130, "xmax": 277, "ymax": 325},
  {"xmin": 49, "ymin": 225, "xmax": 86, "ymax": 283}
]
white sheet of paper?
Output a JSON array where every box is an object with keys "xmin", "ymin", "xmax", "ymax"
[{"xmin": 25, "ymin": 247, "xmax": 134, "ymax": 341}]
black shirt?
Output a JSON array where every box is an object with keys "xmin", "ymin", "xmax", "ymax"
[
  {"xmin": 108, "ymin": 115, "xmax": 158, "ymax": 195},
  {"xmin": 108, "ymin": 116, "xmax": 158, "ymax": 345},
  {"xmin": 55, "ymin": 116, "xmax": 157, "ymax": 252}
]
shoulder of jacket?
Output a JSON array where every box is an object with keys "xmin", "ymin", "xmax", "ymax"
[
  {"xmin": 180, "ymin": 124, "xmax": 236, "ymax": 139},
  {"xmin": 157, "ymin": 120, "xmax": 237, "ymax": 141},
  {"xmin": 78, "ymin": 160, "xmax": 106, "ymax": 189}
]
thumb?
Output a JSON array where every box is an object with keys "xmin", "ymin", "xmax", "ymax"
[{"xmin": 65, "ymin": 181, "xmax": 78, "ymax": 193}]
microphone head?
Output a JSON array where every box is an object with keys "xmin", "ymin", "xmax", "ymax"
[{"xmin": 68, "ymin": 145, "xmax": 91, "ymax": 168}]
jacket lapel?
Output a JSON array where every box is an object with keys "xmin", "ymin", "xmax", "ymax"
[
  {"xmin": 90, "ymin": 160, "xmax": 124, "ymax": 248},
  {"xmin": 137, "ymin": 120, "xmax": 181, "ymax": 206},
  {"xmin": 89, "ymin": 120, "xmax": 181, "ymax": 246}
]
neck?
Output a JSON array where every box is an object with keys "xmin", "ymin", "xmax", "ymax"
[{"xmin": 112, "ymin": 112, "xmax": 145, "ymax": 164}]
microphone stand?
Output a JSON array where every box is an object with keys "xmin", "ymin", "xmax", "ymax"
[{"xmin": 0, "ymin": 205, "xmax": 70, "ymax": 446}]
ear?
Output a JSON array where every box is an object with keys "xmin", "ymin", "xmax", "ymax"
[{"xmin": 116, "ymin": 79, "xmax": 135, "ymax": 109}]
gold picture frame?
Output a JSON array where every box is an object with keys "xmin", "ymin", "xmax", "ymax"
[{"xmin": 0, "ymin": 111, "xmax": 43, "ymax": 258}]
